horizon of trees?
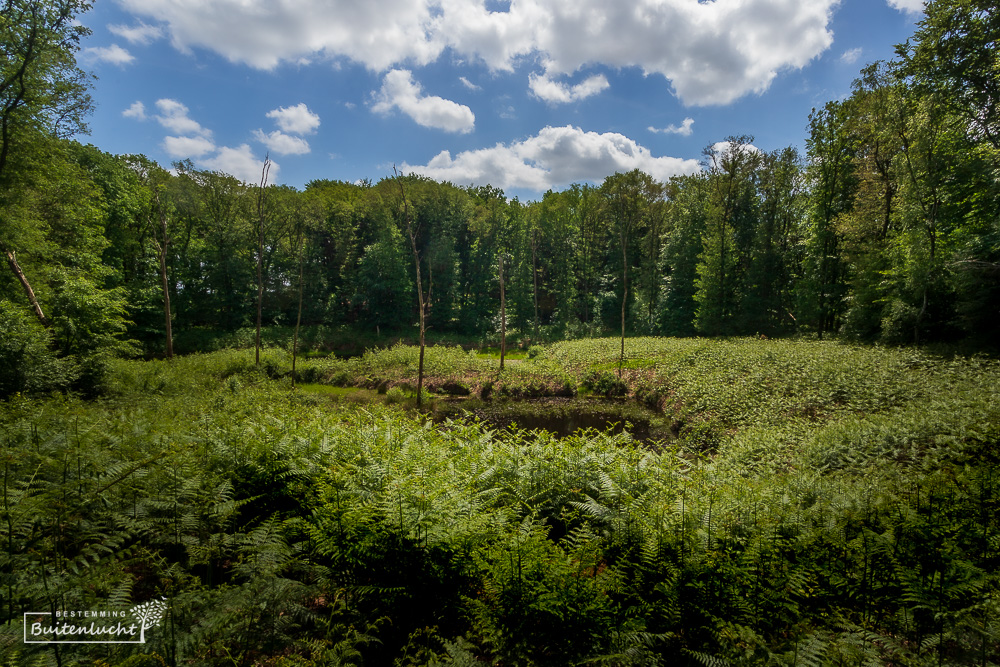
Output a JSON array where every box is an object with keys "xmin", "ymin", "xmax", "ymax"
[{"xmin": 2, "ymin": 0, "xmax": 1000, "ymax": 398}]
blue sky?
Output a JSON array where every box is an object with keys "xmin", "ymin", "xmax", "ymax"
[{"xmin": 77, "ymin": 0, "xmax": 924, "ymax": 201}]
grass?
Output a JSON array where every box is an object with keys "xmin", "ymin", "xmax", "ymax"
[
  {"xmin": 296, "ymin": 383, "xmax": 365, "ymax": 396},
  {"xmin": 476, "ymin": 347, "xmax": 529, "ymax": 360}
]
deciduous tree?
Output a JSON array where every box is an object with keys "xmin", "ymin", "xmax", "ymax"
[{"xmin": 0, "ymin": 0, "xmax": 92, "ymax": 325}]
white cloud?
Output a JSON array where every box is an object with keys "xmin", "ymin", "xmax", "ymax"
[
  {"xmin": 108, "ymin": 21, "xmax": 163, "ymax": 45},
  {"xmin": 528, "ymin": 73, "xmax": 609, "ymax": 104},
  {"xmin": 201, "ymin": 144, "xmax": 278, "ymax": 184},
  {"xmin": 162, "ymin": 135, "xmax": 216, "ymax": 158},
  {"xmin": 117, "ymin": 0, "xmax": 442, "ymax": 70},
  {"xmin": 253, "ymin": 129, "xmax": 311, "ymax": 155},
  {"xmin": 705, "ymin": 140, "xmax": 762, "ymax": 169},
  {"xmin": 403, "ymin": 125, "xmax": 701, "ymax": 192},
  {"xmin": 711, "ymin": 140, "xmax": 762, "ymax": 155},
  {"xmin": 649, "ymin": 117, "xmax": 695, "ymax": 137},
  {"xmin": 81, "ymin": 44, "xmax": 134, "ymax": 66},
  {"xmin": 840, "ymin": 47, "xmax": 863, "ymax": 64},
  {"xmin": 122, "ymin": 101, "xmax": 147, "ymax": 120},
  {"xmin": 372, "ymin": 69, "xmax": 475, "ymax": 133},
  {"xmin": 118, "ymin": 0, "xmax": 839, "ymax": 106},
  {"xmin": 124, "ymin": 95, "xmax": 279, "ymax": 183},
  {"xmin": 887, "ymin": 0, "xmax": 924, "ymax": 14},
  {"xmin": 154, "ymin": 98, "xmax": 211, "ymax": 137},
  {"xmin": 265, "ymin": 103, "xmax": 320, "ymax": 135},
  {"xmin": 459, "ymin": 76, "xmax": 481, "ymax": 91}
]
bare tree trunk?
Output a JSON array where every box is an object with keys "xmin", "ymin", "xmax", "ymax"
[
  {"xmin": 499, "ymin": 254, "xmax": 506, "ymax": 371},
  {"xmin": 412, "ymin": 245, "xmax": 427, "ymax": 408},
  {"xmin": 619, "ymin": 239, "xmax": 627, "ymax": 379},
  {"xmin": 531, "ymin": 229, "xmax": 539, "ymax": 340},
  {"xmin": 394, "ymin": 167, "xmax": 426, "ymax": 409},
  {"xmin": 292, "ymin": 237, "xmax": 306, "ymax": 389},
  {"xmin": 719, "ymin": 214, "xmax": 726, "ymax": 331},
  {"xmin": 3, "ymin": 248, "xmax": 48, "ymax": 326},
  {"xmin": 255, "ymin": 155, "xmax": 271, "ymax": 366},
  {"xmin": 154, "ymin": 207, "xmax": 173, "ymax": 359},
  {"xmin": 915, "ymin": 288, "xmax": 927, "ymax": 345}
]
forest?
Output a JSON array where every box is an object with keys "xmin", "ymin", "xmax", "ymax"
[{"xmin": 1, "ymin": 0, "xmax": 999, "ymax": 665}]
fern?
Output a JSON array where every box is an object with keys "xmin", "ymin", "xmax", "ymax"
[
  {"xmin": 683, "ymin": 649, "xmax": 733, "ymax": 667},
  {"xmin": 786, "ymin": 631, "xmax": 829, "ymax": 667}
]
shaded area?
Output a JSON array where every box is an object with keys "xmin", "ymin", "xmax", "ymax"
[{"xmin": 433, "ymin": 396, "xmax": 677, "ymax": 448}]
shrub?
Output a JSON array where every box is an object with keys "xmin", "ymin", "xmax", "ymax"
[
  {"xmin": 880, "ymin": 299, "xmax": 919, "ymax": 345},
  {"xmin": 0, "ymin": 300, "xmax": 77, "ymax": 397},
  {"xmin": 582, "ymin": 369, "xmax": 628, "ymax": 398}
]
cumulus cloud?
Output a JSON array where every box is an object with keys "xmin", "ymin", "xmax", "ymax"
[
  {"xmin": 403, "ymin": 125, "xmax": 701, "ymax": 192},
  {"xmin": 117, "ymin": 0, "xmax": 839, "ymax": 106},
  {"xmin": 117, "ymin": 0, "xmax": 442, "ymax": 70},
  {"xmin": 123, "ymin": 101, "xmax": 147, "ymax": 120},
  {"xmin": 372, "ymin": 69, "xmax": 475, "ymax": 133},
  {"xmin": 81, "ymin": 44, "xmax": 134, "ymax": 66},
  {"xmin": 266, "ymin": 103, "xmax": 320, "ymax": 134},
  {"xmin": 704, "ymin": 140, "xmax": 762, "ymax": 169},
  {"xmin": 710, "ymin": 140, "xmax": 762, "ymax": 156},
  {"xmin": 162, "ymin": 135, "xmax": 216, "ymax": 158},
  {"xmin": 840, "ymin": 47, "xmax": 863, "ymax": 64},
  {"xmin": 154, "ymin": 98, "xmax": 211, "ymax": 137},
  {"xmin": 649, "ymin": 118, "xmax": 695, "ymax": 137},
  {"xmin": 108, "ymin": 21, "xmax": 164, "ymax": 44},
  {"xmin": 887, "ymin": 0, "xmax": 924, "ymax": 14},
  {"xmin": 252, "ymin": 129, "xmax": 311, "ymax": 155},
  {"xmin": 459, "ymin": 76, "xmax": 481, "ymax": 91},
  {"xmin": 202, "ymin": 144, "xmax": 278, "ymax": 183},
  {"xmin": 528, "ymin": 73, "xmax": 609, "ymax": 104},
  {"xmin": 122, "ymin": 94, "xmax": 276, "ymax": 182}
]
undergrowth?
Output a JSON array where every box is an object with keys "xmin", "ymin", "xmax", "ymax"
[{"xmin": 1, "ymin": 339, "xmax": 998, "ymax": 665}]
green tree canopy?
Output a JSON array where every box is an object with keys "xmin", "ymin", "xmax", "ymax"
[{"xmin": 900, "ymin": 0, "xmax": 1000, "ymax": 151}]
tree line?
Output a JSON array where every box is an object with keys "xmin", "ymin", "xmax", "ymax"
[{"xmin": 2, "ymin": 0, "xmax": 999, "ymax": 397}]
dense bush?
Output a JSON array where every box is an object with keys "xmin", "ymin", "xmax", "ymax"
[{"xmin": 0, "ymin": 300, "xmax": 77, "ymax": 397}]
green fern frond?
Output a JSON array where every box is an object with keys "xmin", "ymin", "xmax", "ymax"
[{"xmin": 683, "ymin": 649, "xmax": 732, "ymax": 667}]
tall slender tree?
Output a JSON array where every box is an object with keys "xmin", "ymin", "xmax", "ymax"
[
  {"xmin": 255, "ymin": 154, "xmax": 271, "ymax": 365},
  {"xmin": 695, "ymin": 136, "xmax": 760, "ymax": 335},
  {"xmin": 659, "ymin": 174, "xmax": 709, "ymax": 336},
  {"xmin": 600, "ymin": 170, "xmax": 656, "ymax": 377},
  {"xmin": 800, "ymin": 105, "xmax": 857, "ymax": 337},
  {"xmin": 393, "ymin": 167, "xmax": 428, "ymax": 408},
  {"xmin": 742, "ymin": 147, "xmax": 803, "ymax": 334},
  {"xmin": 129, "ymin": 156, "xmax": 176, "ymax": 358}
]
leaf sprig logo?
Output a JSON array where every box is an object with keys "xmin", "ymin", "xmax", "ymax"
[
  {"xmin": 129, "ymin": 598, "xmax": 168, "ymax": 643},
  {"xmin": 24, "ymin": 598, "xmax": 169, "ymax": 644}
]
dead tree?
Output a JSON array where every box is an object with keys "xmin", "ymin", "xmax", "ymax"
[
  {"xmin": 393, "ymin": 166, "xmax": 428, "ymax": 408},
  {"xmin": 255, "ymin": 154, "xmax": 271, "ymax": 366}
]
